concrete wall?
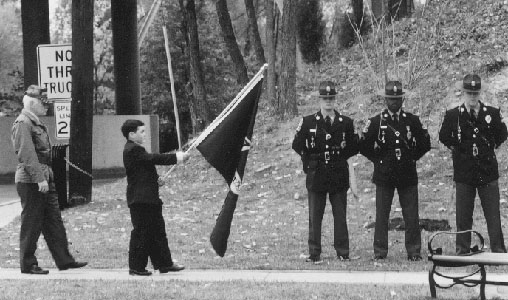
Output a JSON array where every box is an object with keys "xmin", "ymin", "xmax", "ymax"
[{"xmin": 0, "ymin": 115, "xmax": 158, "ymax": 182}]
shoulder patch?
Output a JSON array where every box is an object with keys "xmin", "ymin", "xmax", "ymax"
[{"xmin": 296, "ymin": 118, "xmax": 303, "ymax": 132}]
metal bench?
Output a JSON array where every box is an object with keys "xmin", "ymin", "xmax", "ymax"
[{"xmin": 428, "ymin": 230, "xmax": 508, "ymax": 300}]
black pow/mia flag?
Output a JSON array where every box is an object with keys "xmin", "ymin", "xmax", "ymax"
[{"xmin": 196, "ymin": 71, "xmax": 264, "ymax": 257}]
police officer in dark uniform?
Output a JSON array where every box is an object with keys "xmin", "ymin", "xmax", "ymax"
[
  {"xmin": 292, "ymin": 81, "xmax": 359, "ymax": 264},
  {"xmin": 439, "ymin": 74, "xmax": 507, "ymax": 254},
  {"xmin": 360, "ymin": 81, "xmax": 431, "ymax": 261}
]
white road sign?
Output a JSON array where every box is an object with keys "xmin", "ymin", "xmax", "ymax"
[
  {"xmin": 37, "ymin": 44, "xmax": 72, "ymax": 100},
  {"xmin": 55, "ymin": 101, "xmax": 71, "ymax": 139}
]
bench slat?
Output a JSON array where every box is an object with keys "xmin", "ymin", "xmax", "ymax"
[{"xmin": 431, "ymin": 252, "xmax": 508, "ymax": 266}]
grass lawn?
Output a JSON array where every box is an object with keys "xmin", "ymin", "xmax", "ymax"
[
  {"xmin": 1, "ymin": 113, "xmax": 507, "ymax": 274},
  {"xmin": 0, "ymin": 281, "xmax": 486, "ymax": 300},
  {"xmin": 1, "ymin": 112, "xmax": 508, "ymax": 274}
]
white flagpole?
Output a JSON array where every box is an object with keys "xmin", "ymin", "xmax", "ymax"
[{"xmin": 163, "ymin": 26, "xmax": 182, "ymax": 150}]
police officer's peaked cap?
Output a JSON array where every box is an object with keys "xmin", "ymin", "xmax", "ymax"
[
  {"xmin": 25, "ymin": 85, "xmax": 48, "ymax": 99},
  {"xmin": 456, "ymin": 74, "xmax": 482, "ymax": 93},
  {"xmin": 318, "ymin": 81, "xmax": 337, "ymax": 98},
  {"xmin": 377, "ymin": 81, "xmax": 405, "ymax": 98}
]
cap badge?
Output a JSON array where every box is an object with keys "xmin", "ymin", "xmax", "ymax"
[
  {"xmin": 326, "ymin": 86, "xmax": 331, "ymax": 92},
  {"xmin": 471, "ymin": 81, "xmax": 476, "ymax": 87},
  {"xmin": 393, "ymin": 86, "xmax": 398, "ymax": 92}
]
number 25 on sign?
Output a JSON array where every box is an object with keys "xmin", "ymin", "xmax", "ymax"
[{"xmin": 55, "ymin": 101, "xmax": 71, "ymax": 139}]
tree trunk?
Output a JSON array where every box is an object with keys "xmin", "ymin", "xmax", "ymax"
[
  {"xmin": 244, "ymin": 0, "xmax": 265, "ymax": 66},
  {"xmin": 351, "ymin": 0, "xmax": 363, "ymax": 31},
  {"xmin": 216, "ymin": 0, "xmax": 249, "ymax": 85},
  {"xmin": 111, "ymin": 0, "xmax": 141, "ymax": 114},
  {"xmin": 277, "ymin": 0, "xmax": 297, "ymax": 118},
  {"xmin": 21, "ymin": 0, "xmax": 50, "ymax": 89},
  {"xmin": 265, "ymin": 0, "xmax": 277, "ymax": 109},
  {"xmin": 69, "ymin": 0, "xmax": 94, "ymax": 204},
  {"xmin": 181, "ymin": 0, "xmax": 211, "ymax": 132}
]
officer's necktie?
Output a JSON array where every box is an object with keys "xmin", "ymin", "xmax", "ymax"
[
  {"xmin": 393, "ymin": 113, "xmax": 399, "ymax": 124},
  {"xmin": 470, "ymin": 110, "xmax": 477, "ymax": 123},
  {"xmin": 325, "ymin": 116, "xmax": 332, "ymax": 129}
]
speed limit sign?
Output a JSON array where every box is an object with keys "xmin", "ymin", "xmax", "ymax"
[{"xmin": 54, "ymin": 101, "xmax": 71, "ymax": 139}]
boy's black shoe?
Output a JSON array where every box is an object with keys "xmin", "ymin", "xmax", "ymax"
[
  {"xmin": 59, "ymin": 261, "xmax": 88, "ymax": 271},
  {"xmin": 129, "ymin": 269, "xmax": 152, "ymax": 276},
  {"xmin": 159, "ymin": 264, "xmax": 185, "ymax": 273}
]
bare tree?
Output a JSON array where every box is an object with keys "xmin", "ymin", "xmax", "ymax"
[
  {"xmin": 265, "ymin": 0, "xmax": 277, "ymax": 109},
  {"xmin": 180, "ymin": 0, "xmax": 211, "ymax": 132},
  {"xmin": 244, "ymin": 0, "xmax": 265, "ymax": 65},
  {"xmin": 277, "ymin": 0, "xmax": 297, "ymax": 118},
  {"xmin": 216, "ymin": 0, "xmax": 249, "ymax": 85}
]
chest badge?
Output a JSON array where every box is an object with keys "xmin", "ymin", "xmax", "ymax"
[
  {"xmin": 363, "ymin": 119, "xmax": 371, "ymax": 133},
  {"xmin": 485, "ymin": 115, "xmax": 491, "ymax": 124},
  {"xmin": 326, "ymin": 134, "xmax": 331, "ymax": 140}
]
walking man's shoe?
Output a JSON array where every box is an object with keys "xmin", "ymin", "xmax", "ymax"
[
  {"xmin": 129, "ymin": 269, "xmax": 153, "ymax": 276},
  {"xmin": 21, "ymin": 265, "xmax": 49, "ymax": 275},
  {"xmin": 59, "ymin": 261, "xmax": 88, "ymax": 271},
  {"xmin": 337, "ymin": 255, "xmax": 350, "ymax": 261},
  {"xmin": 159, "ymin": 264, "xmax": 185, "ymax": 273}
]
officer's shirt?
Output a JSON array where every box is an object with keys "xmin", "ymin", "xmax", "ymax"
[{"xmin": 439, "ymin": 101, "xmax": 507, "ymax": 185}]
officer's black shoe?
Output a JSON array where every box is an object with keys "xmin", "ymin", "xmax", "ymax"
[
  {"xmin": 21, "ymin": 265, "xmax": 49, "ymax": 275},
  {"xmin": 373, "ymin": 255, "xmax": 386, "ymax": 260},
  {"xmin": 407, "ymin": 255, "xmax": 423, "ymax": 261},
  {"xmin": 305, "ymin": 256, "xmax": 323, "ymax": 265},
  {"xmin": 129, "ymin": 269, "xmax": 152, "ymax": 276},
  {"xmin": 337, "ymin": 255, "xmax": 350, "ymax": 261}
]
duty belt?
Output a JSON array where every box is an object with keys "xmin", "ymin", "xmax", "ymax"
[{"xmin": 309, "ymin": 151, "xmax": 340, "ymax": 163}]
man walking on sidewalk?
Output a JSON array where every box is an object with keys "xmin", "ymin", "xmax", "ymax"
[{"xmin": 11, "ymin": 85, "xmax": 87, "ymax": 274}]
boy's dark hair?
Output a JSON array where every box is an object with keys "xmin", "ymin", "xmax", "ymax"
[{"xmin": 121, "ymin": 119, "xmax": 144, "ymax": 139}]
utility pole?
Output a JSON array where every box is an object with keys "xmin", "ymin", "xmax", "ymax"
[
  {"xmin": 21, "ymin": 0, "xmax": 50, "ymax": 89},
  {"xmin": 69, "ymin": 0, "xmax": 94, "ymax": 204},
  {"xmin": 112, "ymin": 0, "xmax": 141, "ymax": 114}
]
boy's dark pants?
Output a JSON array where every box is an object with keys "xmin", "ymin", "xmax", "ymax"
[{"xmin": 129, "ymin": 203, "xmax": 174, "ymax": 271}]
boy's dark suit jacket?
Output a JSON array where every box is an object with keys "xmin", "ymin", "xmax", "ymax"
[{"xmin": 123, "ymin": 140, "xmax": 177, "ymax": 207}]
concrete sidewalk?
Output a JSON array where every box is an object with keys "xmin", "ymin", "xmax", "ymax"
[
  {"xmin": 0, "ymin": 268, "xmax": 463, "ymax": 283},
  {"xmin": 1, "ymin": 268, "xmax": 506, "ymax": 299},
  {"xmin": 0, "ymin": 200, "xmax": 20, "ymax": 228}
]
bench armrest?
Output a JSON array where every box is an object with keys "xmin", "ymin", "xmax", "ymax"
[{"xmin": 428, "ymin": 230, "xmax": 485, "ymax": 256}]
